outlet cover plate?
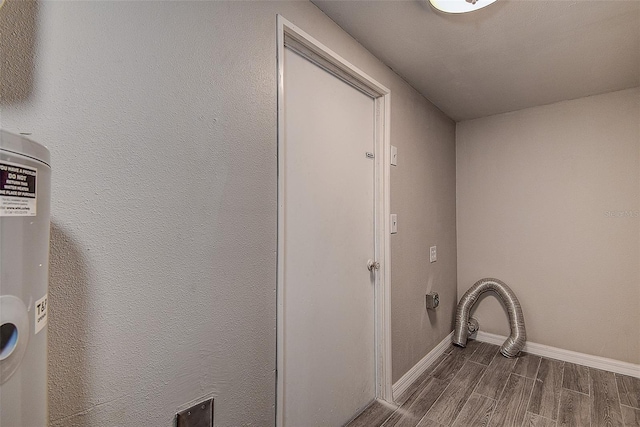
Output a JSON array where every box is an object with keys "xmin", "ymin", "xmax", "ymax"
[
  {"xmin": 430, "ymin": 246, "xmax": 437, "ymax": 263},
  {"xmin": 176, "ymin": 398, "xmax": 213, "ymax": 427}
]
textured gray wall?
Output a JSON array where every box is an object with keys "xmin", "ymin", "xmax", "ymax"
[
  {"xmin": 389, "ymin": 91, "xmax": 457, "ymax": 382},
  {"xmin": 457, "ymin": 88, "xmax": 640, "ymax": 365},
  {"xmin": 0, "ymin": 1, "xmax": 456, "ymax": 425}
]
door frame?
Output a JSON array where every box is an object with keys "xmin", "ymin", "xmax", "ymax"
[{"xmin": 276, "ymin": 15, "xmax": 392, "ymax": 426}]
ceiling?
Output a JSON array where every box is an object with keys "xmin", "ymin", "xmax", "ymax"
[{"xmin": 312, "ymin": 0, "xmax": 640, "ymax": 121}]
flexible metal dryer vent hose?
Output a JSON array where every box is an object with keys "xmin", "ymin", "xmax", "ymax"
[{"xmin": 453, "ymin": 278, "xmax": 526, "ymax": 358}]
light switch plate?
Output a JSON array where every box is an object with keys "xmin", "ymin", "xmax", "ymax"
[
  {"xmin": 391, "ymin": 145, "xmax": 398, "ymax": 166},
  {"xmin": 176, "ymin": 398, "xmax": 213, "ymax": 427},
  {"xmin": 390, "ymin": 214, "xmax": 398, "ymax": 234},
  {"xmin": 430, "ymin": 246, "xmax": 437, "ymax": 263}
]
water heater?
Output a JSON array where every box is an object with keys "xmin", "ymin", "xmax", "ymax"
[{"xmin": 0, "ymin": 130, "xmax": 51, "ymax": 426}]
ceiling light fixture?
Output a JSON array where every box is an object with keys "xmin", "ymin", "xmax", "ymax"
[{"xmin": 429, "ymin": 0, "xmax": 498, "ymax": 14}]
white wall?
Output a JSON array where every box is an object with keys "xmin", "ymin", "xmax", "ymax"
[
  {"xmin": 0, "ymin": 1, "xmax": 456, "ymax": 425},
  {"xmin": 457, "ymin": 88, "xmax": 640, "ymax": 365}
]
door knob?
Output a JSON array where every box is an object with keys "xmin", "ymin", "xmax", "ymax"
[{"xmin": 367, "ymin": 259, "xmax": 380, "ymax": 272}]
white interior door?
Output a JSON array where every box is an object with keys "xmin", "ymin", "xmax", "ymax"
[{"xmin": 281, "ymin": 46, "xmax": 377, "ymax": 426}]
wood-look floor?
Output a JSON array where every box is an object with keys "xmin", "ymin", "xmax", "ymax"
[{"xmin": 346, "ymin": 340, "xmax": 640, "ymax": 427}]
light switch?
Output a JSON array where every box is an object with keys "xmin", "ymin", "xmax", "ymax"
[
  {"xmin": 391, "ymin": 145, "xmax": 398, "ymax": 166},
  {"xmin": 390, "ymin": 214, "xmax": 398, "ymax": 234},
  {"xmin": 430, "ymin": 246, "xmax": 437, "ymax": 263}
]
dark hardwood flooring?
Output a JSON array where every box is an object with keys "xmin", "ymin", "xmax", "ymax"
[{"xmin": 346, "ymin": 340, "xmax": 640, "ymax": 427}]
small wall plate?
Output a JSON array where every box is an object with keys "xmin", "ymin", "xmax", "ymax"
[{"xmin": 176, "ymin": 398, "xmax": 213, "ymax": 427}]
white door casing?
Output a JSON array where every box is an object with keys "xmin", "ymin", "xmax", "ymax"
[{"xmin": 276, "ymin": 16, "xmax": 392, "ymax": 427}]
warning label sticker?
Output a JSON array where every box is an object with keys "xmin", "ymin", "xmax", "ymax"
[
  {"xmin": 0, "ymin": 161, "xmax": 37, "ymax": 217},
  {"xmin": 35, "ymin": 293, "xmax": 48, "ymax": 334}
]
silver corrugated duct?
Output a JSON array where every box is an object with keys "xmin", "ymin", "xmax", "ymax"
[{"xmin": 453, "ymin": 278, "xmax": 526, "ymax": 358}]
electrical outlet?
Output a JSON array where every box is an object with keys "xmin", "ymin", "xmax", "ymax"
[{"xmin": 429, "ymin": 246, "xmax": 437, "ymax": 263}]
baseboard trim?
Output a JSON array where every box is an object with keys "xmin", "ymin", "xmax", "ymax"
[
  {"xmin": 391, "ymin": 329, "xmax": 640, "ymax": 400},
  {"xmin": 392, "ymin": 332, "xmax": 453, "ymax": 401},
  {"xmin": 475, "ymin": 331, "xmax": 640, "ymax": 379}
]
